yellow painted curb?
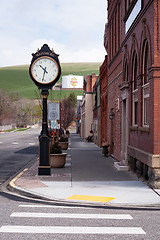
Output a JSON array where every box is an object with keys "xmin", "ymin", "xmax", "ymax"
[
  {"xmin": 66, "ymin": 195, "xmax": 115, "ymax": 203},
  {"xmin": 9, "ymin": 168, "xmax": 28, "ymax": 188}
]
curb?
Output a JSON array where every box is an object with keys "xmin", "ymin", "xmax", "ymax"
[{"xmin": 7, "ymin": 168, "xmax": 160, "ymax": 210}]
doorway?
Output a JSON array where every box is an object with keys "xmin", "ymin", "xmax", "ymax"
[{"xmin": 121, "ymin": 97, "xmax": 129, "ymax": 164}]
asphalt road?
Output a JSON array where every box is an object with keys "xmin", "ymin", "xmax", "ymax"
[
  {"xmin": 0, "ymin": 127, "xmax": 39, "ymax": 185},
  {"xmin": 0, "ymin": 192, "xmax": 160, "ymax": 239},
  {"xmin": 0, "ymin": 127, "xmax": 160, "ymax": 239}
]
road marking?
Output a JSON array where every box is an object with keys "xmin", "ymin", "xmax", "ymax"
[
  {"xmin": 66, "ymin": 194, "xmax": 115, "ymax": 203},
  {"xmin": 19, "ymin": 204, "xmax": 89, "ymax": 209},
  {"xmin": 0, "ymin": 226, "xmax": 146, "ymax": 234},
  {"xmin": 28, "ymin": 143, "xmax": 35, "ymax": 145},
  {"xmin": 11, "ymin": 212, "xmax": 133, "ymax": 219},
  {"xmin": 12, "ymin": 142, "xmax": 19, "ymax": 145},
  {"xmin": 9, "ymin": 168, "xmax": 28, "ymax": 188},
  {"xmin": 0, "ymin": 142, "xmax": 3, "ymax": 144}
]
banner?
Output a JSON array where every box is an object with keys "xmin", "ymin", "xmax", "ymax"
[{"xmin": 62, "ymin": 75, "xmax": 83, "ymax": 89}]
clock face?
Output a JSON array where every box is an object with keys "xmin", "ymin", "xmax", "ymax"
[{"xmin": 31, "ymin": 57, "xmax": 59, "ymax": 84}]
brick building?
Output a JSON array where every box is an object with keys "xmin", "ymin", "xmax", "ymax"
[
  {"xmin": 100, "ymin": 55, "xmax": 108, "ymax": 146},
  {"xmin": 105, "ymin": 0, "xmax": 122, "ymax": 159},
  {"xmin": 93, "ymin": 76, "xmax": 101, "ymax": 146},
  {"xmin": 104, "ymin": 0, "xmax": 160, "ymax": 187}
]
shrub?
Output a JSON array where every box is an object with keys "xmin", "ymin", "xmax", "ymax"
[
  {"xmin": 50, "ymin": 142, "xmax": 62, "ymax": 154},
  {"xmin": 59, "ymin": 136, "xmax": 67, "ymax": 142}
]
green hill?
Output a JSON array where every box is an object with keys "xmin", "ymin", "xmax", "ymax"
[{"xmin": 0, "ymin": 62, "xmax": 101, "ymax": 100}]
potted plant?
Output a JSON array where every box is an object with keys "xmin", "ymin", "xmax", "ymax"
[
  {"xmin": 58, "ymin": 136, "xmax": 68, "ymax": 150},
  {"xmin": 102, "ymin": 140, "xmax": 110, "ymax": 157},
  {"xmin": 50, "ymin": 142, "xmax": 67, "ymax": 168},
  {"xmin": 65, "ymin": 130, "xmax": 70, "ymax": 138}
]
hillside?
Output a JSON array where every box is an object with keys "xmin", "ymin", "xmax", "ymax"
[{"xmin": 0, "ymin": 62, "xmax": 101, "ymax": 100}]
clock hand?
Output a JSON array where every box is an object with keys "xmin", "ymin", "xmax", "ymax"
[
  {"xmin": 39, "ymin": 64, "xmax": 45, "ymax": 71},
  {"xmin": 39, "ymin": 65, "xmax": 48, "ymax": 74},
  {"xmin": 42, "ymin": 67, "xmax": 48, "ymax": 81}
]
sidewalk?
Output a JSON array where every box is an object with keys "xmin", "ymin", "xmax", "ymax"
[{"xmin": 9, "ymin": 134, "xmax": 160, "ymax": 207}]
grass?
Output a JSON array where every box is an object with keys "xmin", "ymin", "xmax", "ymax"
[
  {"xmin": 0, "ymin": 62, "xmax": 101, "ymax": 100},
  {"xmin": 1, "ymin": 127, "xmax": 30, "ymax": 132}
]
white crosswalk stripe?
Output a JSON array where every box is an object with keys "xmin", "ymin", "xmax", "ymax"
[
  {"xmin": 0, "ymin": 204, "xmax": 146, "ymax": 236},
  {"xmin": 10, "ymin": 142, "xmax": 36, "ymax": 146},
  {"xmin": 0, "ymin": 226, "xmax": 145, "ymax": 234},
  {"xmin": 11, "ymin": 212, "xmax": 133, "ymax": 219}
]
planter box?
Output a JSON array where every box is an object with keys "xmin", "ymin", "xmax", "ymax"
[
  {"xmin": 59, "ymin": 142, "xmax": 68, "ymax": 150},
  {"xmin": 50, "ymin": 153, "xmax": 67, "ymax": 168}
]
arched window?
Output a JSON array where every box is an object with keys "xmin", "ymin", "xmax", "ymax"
[
  {"xmin": 132, "ymin": 51, "xmax": 138, "ymax": 125},
  {"xmin": 133, "ymin": 53, "xmax": 138, "ymax": 90},
  {"xmin": 142, "ymin": 40, "xmax": 149, "ymax": 126},
  {"xmin": 142, "ymin": 41, "xmax": 149, "ymax": 85}
]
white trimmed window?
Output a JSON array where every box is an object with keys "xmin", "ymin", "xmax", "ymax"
[
  {"xmin": 142, "ymin": 41, "xmax": 149, "ymax": 127},
  {"xmin": 132, "ymin": 52, "xmax": 138, "ymax": 126}
]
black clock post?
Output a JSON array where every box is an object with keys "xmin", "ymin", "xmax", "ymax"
[
  {"xmin": 38, "ymin": 89, "xmax": 50, "ymax": 175},
  {"xmin": 29, "ymin": 44, "xmax": 61, "ymax": 175}
]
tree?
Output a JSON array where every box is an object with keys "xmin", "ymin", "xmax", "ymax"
[
  {"xmin": 68, "ymin": 92, "xmax": 77, "ymax": 107},
  {"xmin": 60, "ymin": 95, "xmax": 76, "ymax": 130}
]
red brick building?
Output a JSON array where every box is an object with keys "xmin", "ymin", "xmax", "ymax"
[
  {"xmin": 104, "ymin": 0, "xmax": 160, "ymax": 187},
  {"xmin": 105, "ymin": 0, "xmax": 123, "ymax": 159},
  {"xmin": 100, "ymin": 55, "xmax": 108, "ymax": 146}
]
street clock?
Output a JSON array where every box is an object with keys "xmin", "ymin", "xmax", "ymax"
[
  {"xmin": 29, "ymin": 44, "xmax": 61, "ymax": 89},
  {"xmin": 29, "ymin": 44, "xmax": 61, "ymax": 176}
]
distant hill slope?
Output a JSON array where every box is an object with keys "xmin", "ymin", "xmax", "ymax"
[{"xmin": 0, "ymin": 62, "xmax": 101, "ymax": 100}]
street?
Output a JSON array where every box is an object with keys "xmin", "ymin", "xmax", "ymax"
[
  {"xmin": 0, "ymin": 127, "xmax": 39, "ymax": 185},
  {"xmin": 0, "ymin": 128, "xmax": 160, "ymax": 239},
  {"xmin": 0, "ymin": 192, "xmax": 160, "ymax": 239}
]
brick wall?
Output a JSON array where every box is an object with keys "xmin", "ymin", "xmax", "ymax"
[{"xmin": 100, "ymin": 56, "xmax": 108, "ymax": 146}]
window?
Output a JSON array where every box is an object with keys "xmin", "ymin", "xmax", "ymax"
[
  {"xmin": 109, "ymin": 24, "xmax": 111, "ymax": 61},
  {"xmin": 125, "ymin": 0, "xmax": 142, "ymax": 33},
  {"xmin": 144, "ymin": 97, "xmax": 149, "ymax": 125},
  {"xmin": 132, "ymin": 52, "xmax": 138, "ymax": 125},
  {"xmin": 142, "ymin": 41, "xmax": 149, "ymax": 126},
  {"xmin": 108, "ymin": 2, "xmax": 121, "ymax": 62},
  {"xmin": 134, "ymin": 101, "xmax": 138, "ymax": 125},
  {"xmin": 118, "ymin": 3, "xmax": 121, "ymax": 49},
  {"xmin": 133, "ymin": 53, "xmax": 138, "ymax": 90},
  {"xmin": 143, "ymin": 41, "xmax": 149, "ymax": 85},
  {"xmin": 115, "ymin": 10, "xmax": 117, "ymax": 53}
]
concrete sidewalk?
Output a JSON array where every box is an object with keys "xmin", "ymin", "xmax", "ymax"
[{"xmin": 9, "ymin": 134, "xmax": 160, "ymax": 207}]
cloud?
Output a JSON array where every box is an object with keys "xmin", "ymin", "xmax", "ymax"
[{"xmin": 0, "ymin": 0, "xmax": 107, "ymax": 67}]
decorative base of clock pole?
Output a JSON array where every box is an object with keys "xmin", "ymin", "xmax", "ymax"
[
  {"xmin": 38, "ymin": 90, "xmax": 51, "ymax": 176},
  {"xmin": 38, "ymin": 134, "xmax": 51, "ymax": 175}
]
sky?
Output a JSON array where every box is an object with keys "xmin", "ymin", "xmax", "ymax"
[{"xmin": 0, "ymin": 0, "xmax": 107, "ymax": 67}]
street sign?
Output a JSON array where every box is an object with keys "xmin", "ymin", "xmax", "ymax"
[
  {"xmin": 51, "ymin": 120, "xmax": 60, "ymax": 129},
  {"xmin": 51, "ymin": 120, "xmax": 57, "ymax": 129},
  {"xmin": 48, "ymin": 102, "xmax": 60, "ymax": 120}
]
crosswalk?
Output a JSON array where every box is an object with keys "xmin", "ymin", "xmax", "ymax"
[{"xmin": 0, "ymin": 204, "xmax": 146, "ymax": 237}]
